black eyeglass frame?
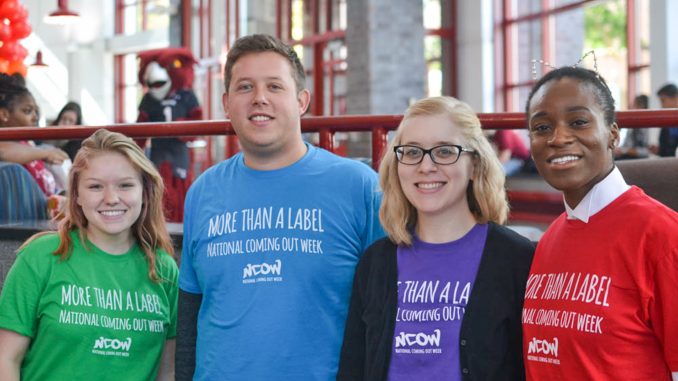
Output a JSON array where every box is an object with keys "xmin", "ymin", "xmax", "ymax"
[{"xmin": 393, "ymin": 144, "xmax": 477, "ymax": 165}]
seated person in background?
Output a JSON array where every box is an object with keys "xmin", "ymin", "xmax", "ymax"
[
  {"xmin": 657, "ymin": 83, "xmax": 678, "ymax": 157},
  {"xmin": 0, "ymin": 74, "xmax": 67, "ymax": 197},
  {"xmin": 615, "ymin": 94, "xmax": 652, "ymax": 160},
  {"xmin": 486, "ymin": 129, "xmax": 531, "ymax": 175},
  {"xmin": 46, "ymin": 101, "xmax": 84, "ymax": 161}
]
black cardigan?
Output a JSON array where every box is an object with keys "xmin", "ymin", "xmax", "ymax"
[{"xmin": 336, "ymin": 223, "xmax": 535, "ymax": 381}]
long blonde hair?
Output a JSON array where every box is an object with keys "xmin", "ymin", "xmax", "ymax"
[
  {"xmin": 379, "ymin": 96, "xmax": 508, "ymax": 245},
  {"xmin": 22, "ymin": 129, "xmax": 174, "ymax": 281}
]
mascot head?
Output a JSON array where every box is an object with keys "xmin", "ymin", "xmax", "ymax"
[{"xmin": 138, "ymin": 47, "xmax": 197, "ymax": 101}]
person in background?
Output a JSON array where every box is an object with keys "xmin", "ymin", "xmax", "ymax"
[
  {"xmin": 0, "ymin": 73, "xmax": 64, "ymax": 197},
  {"xmin": 0, "ymin": 129, "xmax": 178, "ymax": 381},
  {"xmin": 486, "ymin": 129, "xmax": 531, "ymax": 176},
  {"xmin": 523, "ymin": 66, "xmax": 678, "ymax": 380},
  {"xmin": 337, "ymin": 96, "xmax": 534, "ymax": 381},
  {"xmin": 656, "ymin": 83, "xmax": 678, "ymax": 157},
  {"xmin": 176, "ymin": 34, "xmax": 383, "ymax": 381},
  {"xmin": 615, "ymin": 94, "xmax": 652, "ymax": 160},
  {"xmin": 136, "ymin": 48, "xmax": 203, "ymax": 223},
  {"xmin": 50, "ymin": 101, "xmax": 84, "ymax": 161}
]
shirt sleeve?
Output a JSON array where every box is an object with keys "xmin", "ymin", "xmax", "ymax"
[
  {"xmin": 178, "ymin": 184, "xmax": 201, "ymax": 294},
  {"xmin": 160, "ymin": 253, "xmax": 180, "ymax": 339}
]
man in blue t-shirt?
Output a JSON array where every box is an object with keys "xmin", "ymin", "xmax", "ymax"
[
  {"xmin": 176, "ymin": 34, "xmax": 384, "ymax": 381},
  {"xmin": 657, "ymin": 83, "xmax": 678, "ymax": 157}
]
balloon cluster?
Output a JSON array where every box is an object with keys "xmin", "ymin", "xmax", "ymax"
[{"xmin": 0, "ymin": 0, "xmax": 31, "ymax": 77}]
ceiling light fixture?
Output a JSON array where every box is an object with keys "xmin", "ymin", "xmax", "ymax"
[
  {"xmin": 30, "ymin": 50, "xmax": 48, "ymax": 68},
  {"xmin": 44, "ymin": 0, "xmax": 80, "ymax": 25}
]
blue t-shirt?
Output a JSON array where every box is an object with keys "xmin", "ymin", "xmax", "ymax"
[
  {"xmin": 388, "ymin": 224, "xmax": 488, "ymax": 381},
  {"xmin": 179, "ymin": 144, "xmax": 384, "ymax": 380}
]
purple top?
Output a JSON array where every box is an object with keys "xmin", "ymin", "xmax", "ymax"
[{"xmin": 387, "ymin": 224, "xmax": 488, "ymax": 381}]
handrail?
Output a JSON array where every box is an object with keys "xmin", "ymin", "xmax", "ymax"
[
  {"xmin": 1, "ymin": 109, "xmax": 676, "ymax": 169},
  {"xmin": 2, "ymin": 109, "xmax": 675, "ymax": 225},
  {"xmin": 1, "ymin": 109, "xmax": 676, "ymax": 141}
]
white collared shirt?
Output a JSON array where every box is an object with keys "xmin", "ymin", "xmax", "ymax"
[{"xmin": 565, "ymin": 167, "xmax": 631, "ymax": 223}]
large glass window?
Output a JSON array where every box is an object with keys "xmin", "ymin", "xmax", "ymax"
[
  {"xmin": 496, "ymin": 0, "xmax": 649, "ymax": 112},
  {"xmin": 114, "ymin": 0, "xmax": 173, "ymax": 122},
  {"xmin": 119, "ymin": 0, "xmax": 171, "ymax": 35},
  {"xmin": 424, "ymin": 0, "xmax": 456, "ymax": 97}
]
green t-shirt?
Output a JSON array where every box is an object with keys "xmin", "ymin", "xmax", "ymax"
[{"xmin": 0, "ymin": 231, "xmax": 178, "ymax": 381}]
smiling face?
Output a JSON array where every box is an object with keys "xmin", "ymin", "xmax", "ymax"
[
  {"xmin": 396, "ymin": 114, "xmax": 476, "ymax": 222},
  {"xmin": 528, "ymin": 77, "xmax": 618, "ymax": 207},
  {"xmin": 0, "ymin": 93, "xmax": 39, "ymax": 128},
  {"xmin": 222, "ymin": 51, "xmax": 310, "ymax": 169},
  {"xmin": 76, "ymin": 151, "xmax": 143, "ymax": 251}
]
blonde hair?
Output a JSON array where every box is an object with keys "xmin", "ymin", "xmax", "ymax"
[
  {"xmin": 23, "ymin": 129, "xmax": 174, "ymax": 281},
  {"xmin": 379, "ymin": 96, "xmax": 508, "ymax": 245}
]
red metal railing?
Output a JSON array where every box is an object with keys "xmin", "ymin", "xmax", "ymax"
[
  {"xmin": 2, "ymin": 110, "xmax": 676, "ymax": 170},
  {"xmin": 2, "ymin": 109, "xmax": 676, "ymax": 225}
]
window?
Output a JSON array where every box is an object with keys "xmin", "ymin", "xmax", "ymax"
[{"xmin": 495, "ymin": 0, "xmax": 649, "ymax": 112}]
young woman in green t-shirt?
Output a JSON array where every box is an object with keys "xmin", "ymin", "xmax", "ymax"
[{"xmin": 0, "ymin": 129, "xmax": 178, "ymax": 381}]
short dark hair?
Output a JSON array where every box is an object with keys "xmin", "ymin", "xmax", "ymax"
[
  {"xmin": 525, "ymin": 66, "xmax": 616, "ymax": 126},
  {"xmin": 657, "ymin": 83, "xmax": 678, "ymax": 98},
  {"xmin": 633, "ymin": 94, "xmax": 649, "ymax": 109},
  {"xmin": 223, "ymin": 34, "xmax": 306, "ymax": 93}
]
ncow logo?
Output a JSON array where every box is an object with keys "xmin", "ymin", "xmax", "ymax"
[
  {"xmin": 242, "ymin": 259, "xmax": 282, "ymax": 279},
  {"xmin": 93, "ymin": 336, "xmax": 132, "ymax": 352},
  {"xmin": 527, "ymin": 337, "xmax": 559, "ymax": 357},
  {"xmin": 394, "ymin": 329, "xmax": 441, "ymax": 348}
]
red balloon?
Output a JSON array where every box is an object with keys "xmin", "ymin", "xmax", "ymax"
[
  {"xmin": 0, "ymin": 40, "xmax": 19, "ymax": 60},
  {"xmin": 10, "ymin": 5, "xmax": 28, "ymax": 22},
  {"xmin": 0, "ymin": 1, "xmax": 19, "ymax": 20},
  {"xmin": 11, "ymin": 20, "xmax": 31, "ymax": 39},
  {"xmin": 0, "ymin": 22, "xmax": 12, "ymax": 41},
  {"xmin": 7, "ymin": 59, "xmax": 26, "ymax": 77},
  {"xmin": 0, "ymin": 59, "xmax": 9, "ymax": 73},
  {"xmin": 15, "ymin": 43, "xmax": 27, "ymax": 60}
]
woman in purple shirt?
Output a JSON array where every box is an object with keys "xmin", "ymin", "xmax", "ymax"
[{"xmin": 337, "ymin": 96, "xmax": 534, "ymax": 381}]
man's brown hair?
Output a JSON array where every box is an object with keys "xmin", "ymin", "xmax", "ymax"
[{"xmin": 224, "ymin": 34, "xmax": 306, "ymax": 93}]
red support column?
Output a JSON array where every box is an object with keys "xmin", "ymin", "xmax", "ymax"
[
  {"xmin": 319, "ymin": 128, "xmax": 334, "ymax": 152},
  {"xmin": 626, "ymin": 0, "xmax": 636, "ymax": 107},
  {"xmin": 182, "ymin": 0, "xmax": 192, "ymax": 48},
  {"xmin": 312, "ymin": 41, "xmax": 325, "ymax": 115},
  {"xmin": 114, "ymin": 0, "xmax": 125, "ymax": 123},
  {"xmin": 328, "ymin": 51, "xmax": 335, "ymax": 115},
  {"xmin": 372, "ymin": 126, "xmax": 388, "ymax": 170},
  {"xmin": 235, "ymin": 0, "xmax": 240, "ymax": 37},
  {"xmin": 502, "ymin": 0, "xmax": 512, "ymax": 111},
  {"xmin": 276, "ymin": 0, "xmax": 282, "ymax": 38},
  {"xmin": 450, "ymin": 0, "xmax": 458, "ymax": 97},
  {"xmin": 542, "ymin": 0, "xmax": 551, "ymax": 68}
]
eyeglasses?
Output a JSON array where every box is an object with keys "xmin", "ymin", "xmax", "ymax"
[{"xmin": 394, "ymin": 144, "xmax": 477, "ymax": 165}]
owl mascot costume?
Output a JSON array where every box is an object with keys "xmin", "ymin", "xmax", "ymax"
[{"xmin": 137, "ymin": 47, "xmax": 202, "ymax": 222}]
